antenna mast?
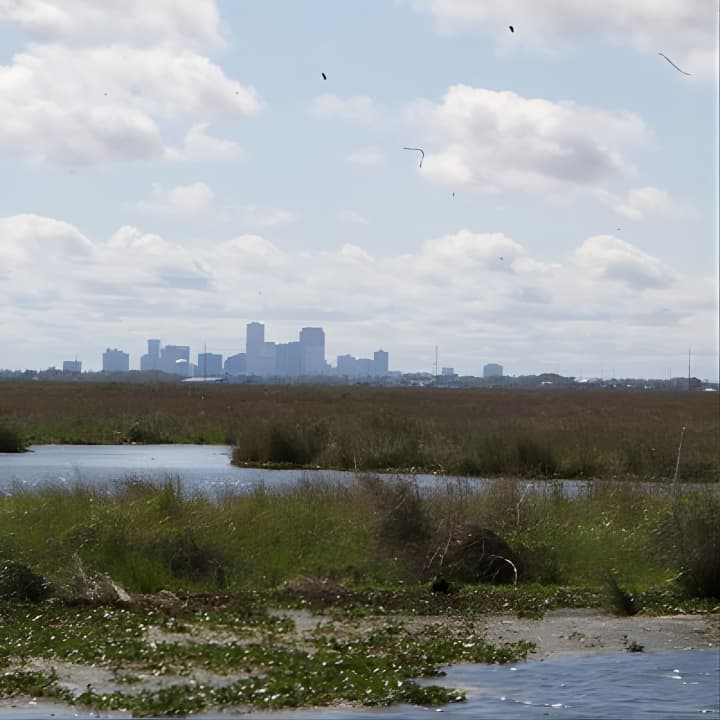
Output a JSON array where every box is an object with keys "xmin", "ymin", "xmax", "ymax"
[{"xmin": 433, "ymin": 345, "xmax": 438, "ymax": 383}]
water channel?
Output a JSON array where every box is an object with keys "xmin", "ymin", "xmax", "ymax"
[{"xmin": 0, "ymin": 444, "xmax": 688, "ymax": 497}]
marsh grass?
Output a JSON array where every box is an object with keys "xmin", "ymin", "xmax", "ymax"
[
  {"xmin": 1, "ymin": 381, "xmax": 717, "ymax": 480},
  {"xmin": 1, "ymin": 476, "xmax": 717, "ymax": 603}
]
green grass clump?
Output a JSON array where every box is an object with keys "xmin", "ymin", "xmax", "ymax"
[
  {"xmin": 0, "ymin": 477, "xmax": 717, "ymax": 604},
  {"xmin": 0, "ymin": 424, "xmax": 25, "ymax": 452}
]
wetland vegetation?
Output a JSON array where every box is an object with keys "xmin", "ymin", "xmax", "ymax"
[
  {"xmin": 1, "ymin": 381, "xmax": 718, "ymax": 481},
  {"xmin": 1, "ymin": 381, "xmax": 718, "ymax": 714}
]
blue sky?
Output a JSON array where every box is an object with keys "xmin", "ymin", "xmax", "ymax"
[{"xmin": 0, "ymin": 0, "xmax": 718, "ymax": 379}]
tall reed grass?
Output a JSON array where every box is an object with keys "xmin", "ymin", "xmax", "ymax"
[{"xmin": 1, "ymin": 476, "xmax": 717, "ymax": 601}]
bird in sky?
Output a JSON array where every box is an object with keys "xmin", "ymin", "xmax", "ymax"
[
  {"xmin": 658, "ymin": 52, "xmax": 691, "ymax": 75},
  {"xmin": 322, "ymin": 72, "xmax": 327, "ymax": 80},
  {"xmin": 403, "ymin": 147, "xmax": 425, "ymax": 168},
  {"xmin": 508, "ymin": 25, "xmax": 514, "ymax": 33}
]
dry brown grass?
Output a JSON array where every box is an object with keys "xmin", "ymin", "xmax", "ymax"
[{"xmin": 0, "ymin": 381, "xmax": 717, "ymax": 480}]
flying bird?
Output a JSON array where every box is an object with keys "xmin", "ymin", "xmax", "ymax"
[
  {"xmin": 403, "ymin": 147, "xmax": 425, "ymax": 168},
  {"xmin": 508, "ymin": 25, "xmax": 514, "ymax": 32},
  {"xmin": 322, "ymin": 72, "xmax": 327, "ymax": 80},
  {"xmin": 658, "ymin": 53, "xmax": 691, "ymax": 76}
]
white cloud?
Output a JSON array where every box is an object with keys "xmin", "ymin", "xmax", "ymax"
[
  {"xmin": 170, "ymin": 123, "xmax": 245, "ymax": 162},
  {"xmin": 346, "ymin": 147, "xmax": 385, "ymax": 167},
  {"xmin": 135, "ymin": 183, "xmax": 214, "ymax": 216},
  {"xmin": 597, "ymin": 186, "xmax": 688, "ymax": 221},
  {"xmin": 307, "ymin": 94, "xmax": 383, "ymax": 125},
  {"xmin": 406, "ymin": 84, "xmax": 650, "ymax": 199},
  {"xmin": 0, "ymin": 0, "xmax": 223, "ymax": 49},
  {"xmin": 574, "ymin": 235, "xmax": 676, "ymax": 289},
  {"xmin": 4, "ymin": 214, "xmax": 713, "ymax": 375},
  {"xmin": 238, "ymin": 206, "xmax": 298, "ymax": 228},
  {"xmin": 338, "ymin": 209, "xmax": 369, "ymax": 226},
  {"xmin": 409, "ymin": 0, "xmax": 718, "ymax": 80},
  {"xmin": 0, "ymin": 4, "xmax": 260, "ymax": 166}
]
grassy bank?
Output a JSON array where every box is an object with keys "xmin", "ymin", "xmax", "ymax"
[
  {"xmin": 1, "ymin": 381, "xmax": 718, "ymax": 480},
  {"xmin": 1, "ymin": 476, "xmax": 717, "ymax": 601}
]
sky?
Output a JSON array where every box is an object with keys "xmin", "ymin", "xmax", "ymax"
[{"xmin": 0, "ymin": 0, "xmax": 718, "ymax": 379}]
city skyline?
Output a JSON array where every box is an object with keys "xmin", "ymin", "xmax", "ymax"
[{"xmin": 0, "ymin": 2, "xmax": 717, "ymax": 380}]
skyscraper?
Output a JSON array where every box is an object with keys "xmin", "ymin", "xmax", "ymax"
[
  {"xmin": 140, "ymin": 338, "xmax": 161, "ymax": 371},
  {"xmin": 299, "ymin": 327, "xmax": 325, "ymax": 375},
  {"xmin": 103, "ymin": 348, "xmax": 130, "ymax": 373},
  {"xmin": 373, "ymin": 350, "xmax": 389, "ymax": 376},
  {"xmin": 246, "ymin": 322, "xmax": 265, "ymax": 375}
]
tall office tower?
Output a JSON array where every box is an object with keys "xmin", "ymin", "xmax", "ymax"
[
  {"xmin": 196, "ymin": 352, "xmax": 223, "ymax": 377},
  {"xmin": 246, "ymin": 322, "xmax": 265, "ymax": 375},
  {"xmin": 299, "ymin": 327, "xmax": 325, "ymax": 376},
  {"xmin": 140, "ymin": 338, "xmax": 161, "ymax": 371},
  {"xmin": 483, "ymin": 363, "xmax": 503, "ymax": 378},
  {"xmin": 160, "ymin": 345, "xmax": 190, "ymax": 375},
  {"xmin": 373, "ymin": 350, "xmax": 389, "ymax": 376},
  {"xmin": 276, "ymin": 342, "xmax": 301, "ymax": 377},
  {"xmin": 103, "ymin": 348, "xmax": 130, "ymax": 373},
  {"xmin": 337, "ymin": 354, "xmax": 358, "ymax": 376}
]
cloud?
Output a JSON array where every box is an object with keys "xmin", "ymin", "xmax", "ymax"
[
  {"xmin": 307, "ymin": 94, "xmax": 383, "ymax": 125},
  {"xmin": 0, "ymin": 3, "xmax": 260, "ymax": 166},
  {"xmin": 338, "ymin": 209, "xmax": 369, "ymax": 226},
  {"xmin": 409, "ymin": 0, "xmax": 718, "ymax": 80},
  {"xmin": 238, "ymin": 206, "xmax": 298, "ymax": 228},
  {"xmin": 135, "ymin": 183, "xmax": 214, "ymax": 216},
  {"xmin": 1, "ymin": 214, "xmax": 714, "ymax": 376},
  {"xmin": 0, "ymin": 0, "xmax": 223, "ymax": 49},
  {"xmin": 574, "ymin": 235, "xmax": 676, "ymax": 289},
  {"xmin": 346, "ymin": 147, "xmax": 385, "ymax": 167},
  {"xmin": 404, "ymin": 84, "xmax": 660, "ymax": 208},
  {"xmin": 596, "ymin": 186, "xmax": 689, "ymax": 221},
  {"xmin": 170, "ymin": 123, "xmax": 245, "ymax": 162}
]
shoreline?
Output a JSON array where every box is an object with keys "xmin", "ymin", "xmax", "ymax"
[{"xmin": 0, "ymin": 608, "xmax": 716, "ymax": 718}]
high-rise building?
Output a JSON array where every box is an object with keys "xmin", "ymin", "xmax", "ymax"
[
  {"xmin": 337, "ymin": 354, "xmax": 358, "ymax": 376},
  {"xmin": 373, "ymin": 350, "xmax": 389, "ymax": 376},
  {"xmin": 246, "ymin": 322, "xmax": 265, "ymax": 375},
  {"xmin": 276, "ymin": 342, "xmax": 301, "ymax": 377},
  {"xmin": 140, "ymin": 338, "xmax": 161, "ymax": 371},
  {"xmin": 483, "ymin": 363, "xmax": 503, "ymax": 378},
  {"xmin": 224, "ymin": 353, "xmax": 246, "ymax": 375},
  {"xmin": 62, "ymin": 360, "xmax": 81, "ymax": 374},
  {"xmin": 160, "ymin": 345, "xmax": 190, "ymax": 376},
  {"xmin": 103, "ymin": 348, "xmax": 130, "ymax": 373},
  {"xmin": 196, "ymin": 352, "xmax": 222, "ymax": 377},
  {"xmin": 299, "ymin": 327, "xmax": 325, "ymax": 375}
]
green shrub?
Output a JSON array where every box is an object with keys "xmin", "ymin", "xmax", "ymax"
[{"xmin": 0, "ymin": 424, "xmax": 25, "ymax": 452}]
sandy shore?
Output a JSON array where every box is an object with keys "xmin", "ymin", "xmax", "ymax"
[{"xmin": 1, "ymin": 609, "xmax": 717, "ymax": 718}]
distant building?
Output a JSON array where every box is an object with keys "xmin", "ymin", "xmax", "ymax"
[
  {"xmin": 246, "ymin": 322, "xmax": 265, "ymax": 374},
  {"xmin": 160, "ymin": 345, "xmax": 190, "ymax": 376},
  {"xmin": 140, "ymin": 338, "xmax": 161, "ymax": 371},
  {"xmin": 276, "ymin": 341, "xmax": 301, "ymax": 377},
  {"xmin": 356, "ymin": 358, "xmax": 372, "ymax": 376},
  {"xmin": 196, "ymin": 352, "xmax": 222, "ymax": 377},
  {"xmin": 224, "ymin": 353, "xmax": 246, "ymax": 375},
  {"xmin": 483, "ymin": 363, "xmax": 503, "ymax": 378},
  {"xmin": 103, "ymin": 348, "xmax": 129, "ymax": 373},
  {"xmin": 62, "ymin": 360, "xmax": 81, "ymax": 374},
  {"xmin": 337, "ymin": 354, "xmax": 358, "ymax": 376},
  {"xmin": 373, "ymin": 350, "xmax": 389, "ymax": 376},
  {"xmin": 299, "ymin": 327, "xmax": 325, "ymax": 375},
  {"xmin": 441, "ymin": 367, "xmax": 455, "ymax": 376}
]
